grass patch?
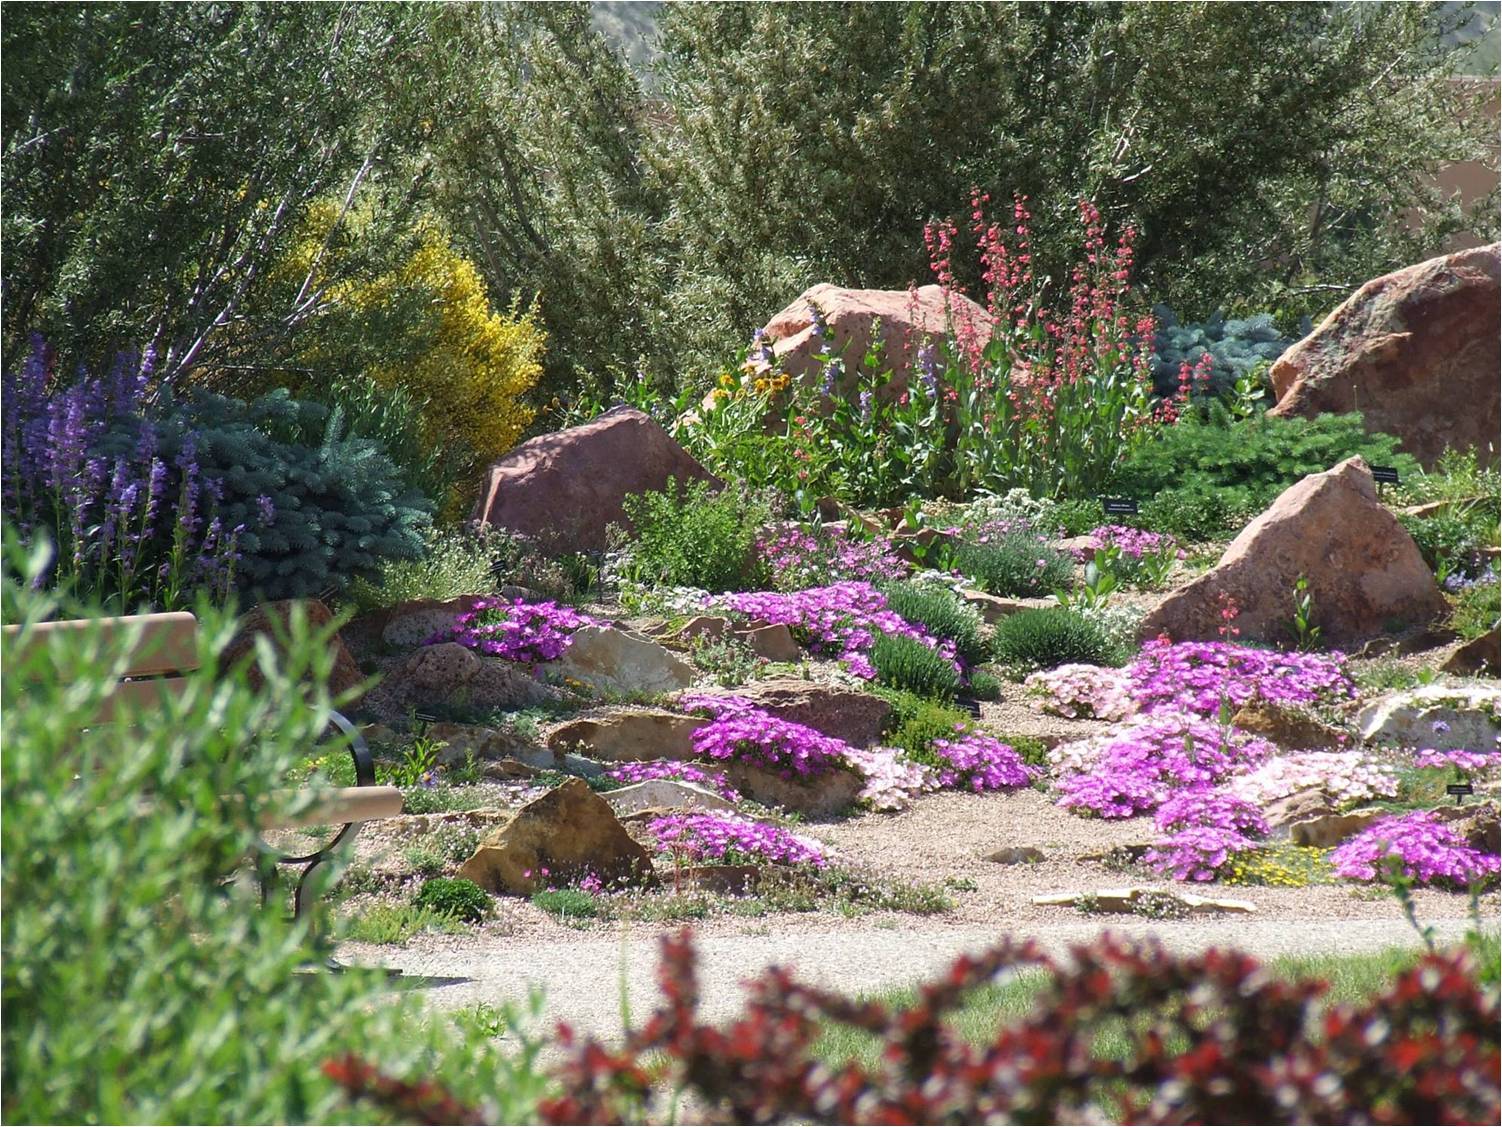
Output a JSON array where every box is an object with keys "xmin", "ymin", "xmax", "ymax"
[
  {"xmin": 400, "ymin": 785, "xmax": 488, "ymax": 815},
  {"xmin": 340, "ymin": 903, "xmax": 471, "ymax": 945},
  {"xmin": 812, "ymin": 945, "xmax": 1477, "ymax": 1069}
]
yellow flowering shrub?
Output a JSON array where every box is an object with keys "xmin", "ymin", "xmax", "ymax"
[{"xmin": 272, "ymin": 201, "xmax": 545, "ymax": 513}]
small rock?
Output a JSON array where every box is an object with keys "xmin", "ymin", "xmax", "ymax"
[
  {"xmin": 542, "ymin": 625, "xmax": 696, "ymax": 697},
  {"xmin": 986, "ymin": 846, "xmax": 1045, "ymax": 865},
  {"xmin": 734, "ymin": 622, "xmax": 801, "ymax": 662},
  {"xmin": 958, "ymin": 590, "xmax": 1055, "ymax": 624},
  {"xmin": 603, "ymin": 779, "xmax": 738, "ymax": 816},
  {"xmin": 718, "ymin": 761, "xmax": 864, "ymax": 819},
  {"xmin": 482, "ymin": 759, "xmax": 543, "ymax": 781},
  {"xmin": 1440, "ymin": 624, "xmax": 1501, "ymax": 678},
  {"xmin": 457, "ymin": 778, "xmax": 654, "ymax": 895},
  {"xmin": 1288, "ymin": 809, "xmax": 1388, "ymax": 847},
  {"xmin": 1264, "ymin": 787, "xmax": 1338, "ymax": 829},
  {"xmin": 1356, "ymin": 684, "xmax": 1501, "ymax": 751},
  {"xmin": 558, "ymin": 753, "xmax": 606, "ymax": 779},
  {"xmin": 393, "ymin": 643, "xmax": 481, "ymax": 694},
  {"xmin": 1033, "ymin": 887, "xmax": 1255, "ymax": 916},
  {"xmin": 671, "ymin": 615, "xmax": 731, "ymax": 645},
  {"xmin": 380, "ymin": 596, "xmax": 485, "ymax": 649},
  {"xmin": 427, "ymin": 722, "xmax": 552, "ymax": 767},
  {"xmin": 702, "ymin": 678, "xmax": 892, "ymax": 748},
  {"xmin": 1430, "ymin": 802, "xmax": 1501, "ymax": 854},
  {"xmin": 546, "ymin": 709, "xmax": 705, "ymax": 762},
  {"xmin": 1230, "ymin": 702, "xmax": 1348, "ymax": 751}
]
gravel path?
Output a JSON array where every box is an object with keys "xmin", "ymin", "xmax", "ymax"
[{"xmin": 342, "ymin": 916, "xmax": 1485, "ymax": 1041}]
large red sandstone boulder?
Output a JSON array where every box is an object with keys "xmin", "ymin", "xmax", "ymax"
[
  {"xmin": 1267, "ymin": 245, "xmax": 1500, "ymax": 466},
  {"xmin": 1139, "ymin": 457, "xmax": 1446, "ymax": 646},
  {"xmin": 472, "ymin": 407, "xmax": 717, "ymax": 554},
  {"xmin": 755, "ymin": 282, "xmax": 995, "ymax": 394}
]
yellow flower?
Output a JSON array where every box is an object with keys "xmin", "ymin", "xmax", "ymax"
[{"xmin": 719, "ymin": 373, "xmax": 735, "ymax": 389}]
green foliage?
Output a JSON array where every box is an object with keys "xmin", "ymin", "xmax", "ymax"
[
  {"xmin": 345, "ymin": 524, "xmax": 505, "ymax": 613},
  {"xmin": 399, "ymin": 786, "xmax": 487, "ymax": 815},
  {"xmin": 689, "ymin": 633, "xmax": 768, "ymax": 687},
  {"xmin": 992, "ymin": 607, "xmax": 1117, "ymax": 673},
  {"xmin": 531, "ymin": 887, "xmax": 605, "ymax": 921},
  {"xmin": 948, "ymin": 535, "xmax": 1075, "ymax": 598},
  {"xmin": 879, "ymin": 582, "xmax": 988, "ymax": 667},
  {"xmin": 620, "ymin": 478, "xmax": 770, "ymax": 593},
  {"xmin": 1450, "ymin": 580, "xmax": 1501, "ymax": 642},
  {"xmin": 1115, "ymin": 410, "xmax": 1417, "ymax": 539},
  {"xmin": 1400, "ymin": 512, "xmax": 1491, "ymax": 583},
  {"xmin": 965, "ymin": 669, "xmax": 1002, "ymax": 702},
  {"xmin": 151, "ymin": 388, "xmax": 430, "ymax": 600},
  {"xmin": 341, "ymin": 903, "xmax": 470, "ymax": 945},
  {"xmin": 868, "ymin": 633, "xmax": 961, "ymax": 701},
  {"xmin": 0, "ymin": 534, "xmax": 548, "ymax": 1122},
  {"xmin": 875, "ymin": 689, "xmax": 971, "ymax": 758},
  {"xmin": 413, "ymin": 877, "xmax": 490, "ymax": 923},
  {"xmin": 1149, "ymin": 307, "xmax": 1300, "ymax": 399}
]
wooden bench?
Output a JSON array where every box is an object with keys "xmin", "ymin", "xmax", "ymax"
[{"xmin": 3, "ymin": 611, "xmax": 402, "ymax": 921}]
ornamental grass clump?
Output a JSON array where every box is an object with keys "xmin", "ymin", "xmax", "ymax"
[
  {"xmin": 603, "ymin": 760, "xmax": 741, "ymax": 801},
  {"xmin": 868, "ymin": 632, "xmax": 962, "ymax": 700},
  {"xmin": 992, "ymin": 607, "xmax": 1117, "ymax": 673},
  {"xmin": 1330, "ymin": 811, "xmax": 1500, "ymax": 887},
  {"xmin": 646, "ymin": 813, "xmax": 828, "ymax": 868},
  {"xmin": 435, "ymin": 597, "xmax": 594, "ymax": 663},
  {"xmin": 877, "ymin": 580, "xmax": 987, "ymax": 667},
  {"xmin": 1127, "ymin": 639, "xmax": 1354, "ymax": 719},
  {"xmin": 1051, "ymin": 713, "xmax": 1275, "ymax": 819}
]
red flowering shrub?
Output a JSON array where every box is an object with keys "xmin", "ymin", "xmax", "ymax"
[{"xmin": 326, "ymin": 930, "xmax": 1500, "ymax": 1125}]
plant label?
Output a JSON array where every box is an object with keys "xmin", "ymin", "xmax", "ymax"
[
  {"xmin": 1101, "ymin": 498, "xmax": 1139, "ymax": 515},
  {"xmin": 1371, "ymin": 466, "xmax": 1401, "ymax": 484},
  {"xmin": 1447, "ymin": 782, "xmax": 1474, "ymax": 804}
]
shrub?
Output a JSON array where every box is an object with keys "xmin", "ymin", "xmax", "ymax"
[
  {"xmin": 878, "ymin": 581, "xmax": 987, "ymax": 667},
  {"xmin": 948, "ymin": 531, "xmax": 1075, "ymax": 599},
  {"xmin": 346, "ymin": 523, "xmax": 511, "ymax": 613},
  {"xmin": 413, "ymin": 877, "xmax": 490, "ymax": 923},
  {"xmin": 965, "ymin": 668, "xmax": 1001, "ymax": 701},
  {"xmin": 875, "ymin": 689, "xmax": 972, "ymax": 759},
  {"xmin": 992, "ymin": 608, "xmax": 1116, "ymax": 673},
  {"xmin": 327, "ymin": 929, "xmax": 1502, "ymax": 1126},
  {"xmin": 531, "ymin": 887, "xmax": 603, "ymax": 921},
  {"xmin": 159, "ymin": 388, "xmax": 431, "ymax": 600},
  {"xmin": 868, "ymin": 633, "xmax": 962, "ymax": 701},
  {"xmin": 1401, "ymin": 511, "xmax": 1491, "ymax": 584},
  {"xmin": 1450, "ymin": 574, "xmax": 1501, "ymax": 641},
  {"xmin": 0, "ymin": 535, "xmax": 547, "ymax": 1122},
  {"xmin": 1149, "ymin": 306, "xmax": 1302, "ymax": 399},
  {"xmin": 1112, "ymin": 409, "xmax": 1417, "ymax": 538},
  {"xmin": 621, "ymin": 478, "xmax": 769, "ymax": 593}
]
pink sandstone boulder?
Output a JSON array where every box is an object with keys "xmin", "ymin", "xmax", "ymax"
[
  {"xmin": 754, "ymin": 282, "xmax": 995, "ymax": 395},
  {"xmin": 472, "ymin": 407, "xmax": 717, "ymax": 554},
  {"xmin": 223, "ymin": 599, "xmax": 364, "ymax": 701},
  {"xmin": 1267, "ymin": 244, "xmax": 1500, "ymax": 467},
  {"xmin": 1139, "ymin": 457, "xmax": 1446, "ymax": 646}
]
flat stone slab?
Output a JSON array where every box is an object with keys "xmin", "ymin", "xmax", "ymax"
[
  {"xmin": 1034, "ymin": 887, "xmax": 1256, "ymax": 916},
  {"xmin": 603, "ymin": 779, "xmax": 737, "ymax": 816}
]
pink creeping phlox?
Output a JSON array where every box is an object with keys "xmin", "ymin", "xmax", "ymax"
[
  {"xmin": 1145, "ymin": 787, "xmax": 1269, "ymax": 883},
  {"xmin": 1051, "ymin": 712, "xmax": 1275, "ymax": 819},
  {"xmin": 646, "ymin": 813, "xmax": 828, "ymax": 868},
  {"xmin": 603, "ymin": 760, "xmax": 742, "ymax": 802},
  {"xmin": 757, "ymin": 524, "xmax": 907, "ymax": 592},
  {"xmin": 716, "ymin": 582, "xmax": 958, "ymax": 680},
  {"xmin": 1127, "ymin": 639, "xmax": 1354, "ymax": 719},
  {"xmin": 1330, "ymin": 810, "xmax": 1499, "ymax": 887},
  {"xmin": 1412, "ymin": 748, "xmax": 1500, "ymax": 775},
  {"xmin": 1024, "ymin": 664, "xmax": 1137, "ymax": 721},
  {"xmin": 432, "ymin": 597, "xmax": 596, "ymax": 663},
  {"xmin": 928, "ymin": 729, "xmax": 1037, "ymax": 792}
]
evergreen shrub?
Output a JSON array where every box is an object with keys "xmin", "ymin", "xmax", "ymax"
[
  {"xmin": 879, "ymin": 582, "xmax": 988, "ymax": 667},
  {"xmin": 992, "ymin": 608, "xmax": 1117, "ymax": 673},
  {"xmin": 620, "ymin": 479, "xmax": 769, "ymax": 593},
  {"xmin": 868, "ymin": 633, "xmax": 961, "ymax": 701},
  {"xmin": 412, "ymin": 877, "xmax": 489, "ymax": 923},
  {"xmin": 1149, "ymin": 306, "xmax": 1306, "ymax": 399}
]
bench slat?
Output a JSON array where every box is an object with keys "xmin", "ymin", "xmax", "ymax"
[
  {"xmin": 260, "ymin": 786, "xmax": 404, "ymax": 831},
  {"xmin": 4, "ymin": 612, "xmax": 200, "ymax": 677}
]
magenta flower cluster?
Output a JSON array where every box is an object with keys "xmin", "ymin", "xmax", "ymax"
[
  {"xmin": 717, "ymin": 581, "xmax": 956, "ymax": 680},
  {"xmin": 1072, "ymin": 524, "xmax": 1178, "ymax": 562},
  {"xmin": 1144, "ymin": 790, "xmax": 1269, "ymax": 882},
  {"xmin": 1052, "ymin": 712, "xmax": 1275, "ymax": 819},
  {"xmin": 928, "ymin": 731, "xmax": 1037, "ymax": 792},
  {"xmin": 646, "ymin": 812, "xmax": 828, "ymax": 868},
  {"xmin": 435, "ymin": 597, "xmax": 595, "ymax": 663},
  {"xmin": 1412, "ymin": 748, "xmax": 1500, "ymax": 775},
  {"xmin": 679, "ymin": 694, "xmax": 852, "ymax": 779},
  {"xmin": 1127, "ymin": 639, "xmax": 1354, "ymax": 719},
  {"xmin": 1329, "ymin": 811, "xmax": 1500, "ymax": 887},
  {"xmin": 603, "ymin": 759, "xmax": 742, "ymax": 801},
  {"xmin": 757, "ymin": 524, "xmax": 906, "ymax": 592}
]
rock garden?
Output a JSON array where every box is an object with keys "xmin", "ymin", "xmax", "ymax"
[{"xmin": 6, "ymin": 7, "xmax": 1500, "ymax": 1119}]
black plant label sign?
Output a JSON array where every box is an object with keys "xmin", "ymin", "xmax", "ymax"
[
  {"xmin": 1371, "ymin": 466, "xmax": 1401, "ymax": 484},
  {"xmin": 1447, "ymin": 783, "xmax": 1474, "ymax": 804},
  {"xmin": 1101, "ymin": 498, "xmax": 1139, "ymax": 515}
]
